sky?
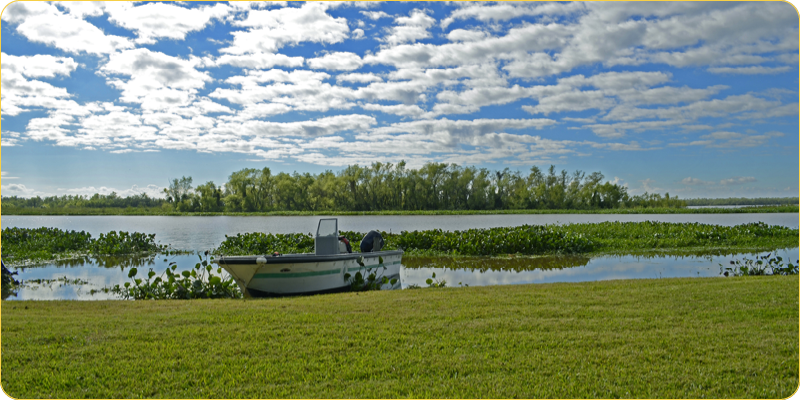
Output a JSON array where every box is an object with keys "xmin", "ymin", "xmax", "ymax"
[{"xmin": 0, "ymin": 1, "xmax": 798, "ymax": 200}]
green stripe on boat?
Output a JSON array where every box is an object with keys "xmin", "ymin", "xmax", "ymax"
[
  {"xmin": 253, "ymin": 269, "xmax": 341, "ymax": 279},
  {"xmin": 252, "ymin": 260, "xmax": 402, "ymax": 278}
]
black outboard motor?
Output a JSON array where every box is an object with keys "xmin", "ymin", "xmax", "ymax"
[{"xmin": 360, "ymin": 230, "xmax": 384, "ymax": 253}]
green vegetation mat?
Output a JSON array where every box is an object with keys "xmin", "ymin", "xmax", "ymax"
[
  {"xmin": 2, "ymin": 205, "xmax": 798, "ymax": 215},
  {"xmin": 2, "ymin": 276, "xmax": 797, "ymax": 398},
  {"xmin": 216, "ymin": 221, "xmax": 799, "ymax": 256},
  {"xmin": 1, "ymin": 227, "xmax": 168, "ymax": 266}
]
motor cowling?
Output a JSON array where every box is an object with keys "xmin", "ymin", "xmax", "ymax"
[
  {"xmin": 338, "ymin": 235, "xmax": 352, "ymax": 253},
  {"xmin": 360, "ymin": 230, "xmax": 384, "ymax": 253}
]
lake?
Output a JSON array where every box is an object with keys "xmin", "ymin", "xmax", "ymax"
[
  {"xmin": 4, "ymin": 214, "xmax": 797, "ymax": 300},
  {"xmin": 3, "ymin": 213, "xmax": 797, "ymax": 251},
  {"xmin": 5, "ymin": 249, "xmax": 798, "ymax": 301}
]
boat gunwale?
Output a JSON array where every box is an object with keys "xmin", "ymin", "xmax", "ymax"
[{"xmin": 216, "ymin": 250, "xmax": 403, "ymax": 265}]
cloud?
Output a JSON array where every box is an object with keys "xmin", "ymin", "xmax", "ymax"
[
  {"xmin": 708, "ymin": 66, "xmax": 793, "ymax": 75},
  {"xmin": 1, "ymin": 171, "xmax": 20, "ymax": 180},
  {"xmin": 2, "ymin": 2, "xmax": 797, "ymax": 175},
  {"xmin": 104, "ymin": 3, "xmax": 232, "ymax": 44},
  {"xmin": 221, "ymin": 3, "xmax": 350, "ymax": 55},
  {"xmin": 212, "ymin": 114, "xmax": 377, "ymax": 138},
  {"xmin": 720, "ymin": 176, "xmax": 756, "ymax": 185},
  {"xmin": 441, "ymin": 2, "xmax": 585, "ymax": 29},
  {"xmin": 2, "ymin": 2, "xmax": 134, "ymax": 54},
  {"xmin": 523, "ymin": 90, "xmax": 616, "ymax": 115},
  {"xmin": 383, "ymin": 9, "xmax": 436, "ymax": 46},
  {"xmin": 1, "ymin": 131, "xmax": 25, "ymax": 147},
  {"xmin": 639, "ymin": 178, "xmax": 660, "ymax": 193},
  {"xmin": 56, "ymin": 184, "xmax": 166, "ymax": 198},
  {"xmin": 681, "ymin": 177, "xmax": 714, "ymax": 186},
  {"xmin": 307, "ymin": 52, "xmax": 364, "ymax": 71},
  {"xmin": 360, "ymin": 10, "xmax": 390, "ymax": 20},
  {"xmin": 0, "ymin": 183, "xmax": 38, "ymax": 196},
  {"xmin": 208, "ymin": 53, "xmax": 305, "ymax": 69},
  {"xmin": 100, "ymin": 49, "xmax": 212, "ymax": 110},
  {"xmin": 1, "ymin": 53, "xmax": 78, "ymax": 78},
  {"xmin": 336, "ymin": 73, "xmax": 383, "ymax": 84},
  {"xmin": 666, "ymin": 130, "xmax": 787, "ymax": 148},
  {"xmin": 446, "ymin": 29, "xmax": 489, "ymax": 43}
]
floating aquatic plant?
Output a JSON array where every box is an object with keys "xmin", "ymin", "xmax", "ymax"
[
  {"xmin": 1, "ymin": 227, "xmax": 169, "ymax": 266},
  {"xmin": 109, "ymin": 253, "xmax": 241, "ymax": 300},
  {"xmin": 719, "ymin": 253, "xmax": 799, "ymax": 277}
]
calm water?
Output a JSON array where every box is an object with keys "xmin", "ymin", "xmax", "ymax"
[
  {"xmin": 3, "ymin": 213, "xmax": 797, "ymax": 251},
  {"xmin": 4, "ymin": 214, "xmax": 797, "ymax": 300},
  {"xmin": 5, "ymin": 249, "xmax": 798, "ymax": 301}
]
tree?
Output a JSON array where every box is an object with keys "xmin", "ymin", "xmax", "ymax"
[{"xmin": 164, "ymin": 176, "xmax": 193, "ymax": 204}]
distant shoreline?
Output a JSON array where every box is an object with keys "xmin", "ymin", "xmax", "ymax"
[{"xmin": 2, "ymin": 205, "xmax": 797, "ymax": 216}]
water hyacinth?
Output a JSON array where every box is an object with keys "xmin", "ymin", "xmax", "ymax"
[
  {"xmin": 1, "ymin": 227, "xmax": 169, "ymax": 266},
  {"xmin": 214, "ymin": 222, "xmax": 798, "ymax": 257},
  {"xmin": 109, "ymin": 253, "xmax": 241, "ymax": 300}
]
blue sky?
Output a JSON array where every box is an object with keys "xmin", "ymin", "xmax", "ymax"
[{"xmin": 0, "ymin": 1, "xmax": 798, "ymax": 200}]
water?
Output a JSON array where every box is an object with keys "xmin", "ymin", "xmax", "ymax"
[
  {"xmin": 3, "ymin": 213, "xmax": 797, "ymax": 251},
  {"xmin": 5, "ymin": 249, "xmax": 797, "ymax": 301},
  {"xmin": 4, "ymin": 214, "xmax": 797, "ymax": 300}
]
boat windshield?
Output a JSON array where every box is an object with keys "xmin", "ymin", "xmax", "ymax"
[
  {"xmin": 317, "ymin": 218, "xmax": 337, "ymax": 238},
  {"xmin": 315, "ymin": 218, "xmax": 339, "ymax": 256}
]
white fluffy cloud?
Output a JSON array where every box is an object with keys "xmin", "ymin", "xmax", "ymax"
[
  {"xmin": 101, "ymin": 49, "xmax": 212, "ymax": 110},
  {"xmin": 0, "ymin": 54, "xmax": 81, "ymax": 117},
  {"xmin": 1, "ymin": 53, "xmax": 78, "ymax": 78},
  {"xmin": 221, "ymin": 2, "xmax": 350, "ymax": 55},
  {"xmin": 2, "ymin": 2, "xmax": 134, "ymax": 54},
  {"xmin": 307, "ymin": 52, "xmax": 364, "ymax": 71},
  {"xmin": 383, "ymin": 9, "xmax": 436, "ymax": 46},
  {"xmin": 1, "ymin": 1, "xmax": 796, "ymax": 178},
  {"xmin": 441, "ymin": 2, "xmax": 584, "ymax": 29},
  {"xmin": 104, "ymin": 3, "xmax": 232, "ymax": 44}
]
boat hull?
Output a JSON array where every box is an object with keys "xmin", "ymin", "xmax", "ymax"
[{"xmin": 216, "ymin": 250, "xmax": 403, "ymax": 297}]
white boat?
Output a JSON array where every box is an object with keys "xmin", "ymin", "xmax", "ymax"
[{"xmin": 216, "ymin": 218, "xmax": 403, "ymax": 297}]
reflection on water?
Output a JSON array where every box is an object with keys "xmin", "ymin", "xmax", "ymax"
[
  {"xmin": 399, "ymin": 248, "xmax": 800, "ymax": 289},
  {"xmin": 4, "ymin": 253, "xmax": 208, "ymax": 301},
  {"xmin": 5, "ymin": 248, "xmax": 798, "ymax": 300},
  {"xmin": 403, "ymin": 255, "xmax": 591, "ymax": 273},
  {"xmin": 33, "ymin": 254, "xmax": 163, "ymax": 270}
]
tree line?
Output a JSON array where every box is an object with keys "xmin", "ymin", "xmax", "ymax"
[
  {"xmin": 684, "ymin": 197, "xmax": 799, "ymax": 206},
  {"xmin": 2, "ymin": 192, "xmax": 167, "ymax": 210},
  {"xmin": 161, "ymin": 162, "xmax": 685, "ymax": 212},
  {"xmin": 3, "ymin": 162, "xmax": 693, "ymax": 213}
]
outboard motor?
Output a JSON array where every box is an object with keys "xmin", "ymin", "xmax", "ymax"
[
  {"xmin": 360, "ymin": 230, "xmax": 384, "ymax": 253},
  {"xmin": 338, "ymin": 235, "xmax": 352, "ymax": 253}
]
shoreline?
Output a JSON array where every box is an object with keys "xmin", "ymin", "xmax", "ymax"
[{"xmin": 2, "ymin": 204, "xmax": 798, "ymax": 216}]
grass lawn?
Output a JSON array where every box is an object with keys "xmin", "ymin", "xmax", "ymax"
[{"xmin": 2, "ymin": 276, "xmax": 798, "ymax": 398}]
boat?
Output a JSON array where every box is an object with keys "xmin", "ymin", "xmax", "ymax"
[{"xmin": 215, "ymin": 218, "xmax": 403, "ymax": 297}]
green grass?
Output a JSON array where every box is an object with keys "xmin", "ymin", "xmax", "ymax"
[
  {"xmin": 2, "ymin": 204, "xmax": 797, "ymax": 215},
  {"xmin": 2, "ymin": 276, "xmax": 797, "ymax": 398}
]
